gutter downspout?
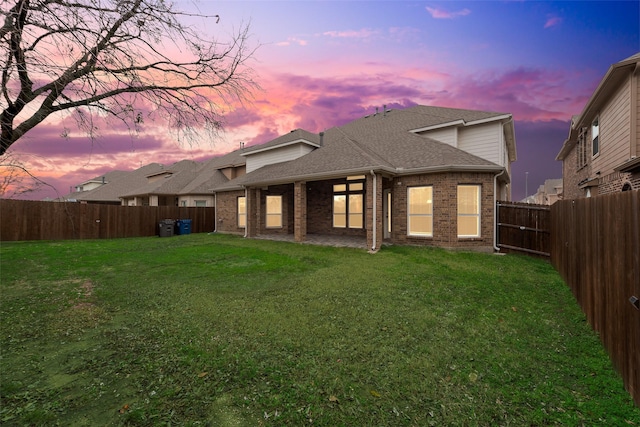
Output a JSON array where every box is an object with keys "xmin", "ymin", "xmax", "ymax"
[
  {"xmin": 493, "ymin": 169, "xmax": 505, "ymax": 252},
  {"xmin": 370, "ymin": 170, "xmax": 377, "ymax": 252},
  {"xmin": 243, "ymin": 186, "xmax": 248, "ymax": 238}
]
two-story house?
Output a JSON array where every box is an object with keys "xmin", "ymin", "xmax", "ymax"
[
  {"xmin": 212, "ymin": 105, "xmax": 516, "ymax": 252},
  {"xmin": 557, "ymin": 53, "xmax": 640, "ymax": 199}
]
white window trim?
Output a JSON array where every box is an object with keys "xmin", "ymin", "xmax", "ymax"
[
  {"xmin": 457, "ymin": 185, "xmax": 481, "ymax": 238},
  {"xmin": 265, "ymin": 195, "xmax": 283, "ymax": 228},
  {"xmin": 407, "ymin": 186, "xmax": 433, "ymax": 237},
  {"xmin": 238, "ymin": 196, "xmax": 246, "ymax": 228}
]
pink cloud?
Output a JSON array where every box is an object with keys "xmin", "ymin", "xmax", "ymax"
[
  {"xmin": 276, "ymin": 37, "xmax": 308, "ymax": 47},
  {"xmin": 426, "ymin": 6, "xmax": 471, "ymax": 19},
  {"xmin": 323, "ymin": 28, "xmax": 380, "ymax": 39},
  {"xmin": 544, "ymin": 15, "xmax": 562, "ymax": 29}
]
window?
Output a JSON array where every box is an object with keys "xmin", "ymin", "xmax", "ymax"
[
  {"xmin": 237, "ymin": 196, "xmax": 246, "ymax": 228},
  {"xmin": 266, "ymin": 195, "xmax": 282, "ymax": 228},
  {"xmin": 457, "ymin": 185, "xmax": 480, "ymax": 238},
  {"xmin": 180, "ymin": 200, "xmax": 187, "ymax": 207},
  {"xmin": 592, "ymin": 117, "xmax": 599, "ymax": 156},
  {"xmin": 407, "ymin": 186, "xmax": 433, "ymax": 236},
  {"xmin": 195, "ymin": 200, "xmax": 206, "ymax": 207},
  {"xmin": 576, "ymin": 127, "xmax": 588, "ymax": 170},
  {"xmin": 333, "ymin": 179, "xmax": 365, "ymax": 228}
]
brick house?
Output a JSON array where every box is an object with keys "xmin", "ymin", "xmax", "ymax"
[
  {"xmin": 556, "ymin": 53, "xmax": 640, "ymax": 199},
  {"xmin": 212, "ymin": 105, "xmax": 516, "ymax": 252}
]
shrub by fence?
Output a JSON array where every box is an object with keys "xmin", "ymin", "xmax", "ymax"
[
  {"xmin": 551, "ymin": 190, "xmax": 640, "ymax": 407},
  {"xmin": 0, "ymin": 199, "xmax": 215, "ymax": 241}
]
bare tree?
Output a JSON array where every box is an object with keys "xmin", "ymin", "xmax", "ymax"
[
  {"xmin": 0, "ymin": 0, "xmax": 258, "ymax": 155},
  {"xmin": 0, "ymin": 152, "xmax": 46, "ymax": 198}
]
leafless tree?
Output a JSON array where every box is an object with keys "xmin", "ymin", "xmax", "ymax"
[
  {"xmin": 0, "ymin": 0, "xmax": 258, "ymax": 155},
  {"xmin": 0, "ymin": 152, "xmax": 46, "ymax": 198}
]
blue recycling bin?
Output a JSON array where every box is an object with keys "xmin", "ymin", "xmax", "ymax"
[{"xmin": 175, "ymin": 219, "xmax": 192, "ymax": 235}]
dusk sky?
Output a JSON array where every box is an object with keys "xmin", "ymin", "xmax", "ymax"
[{"xmin": 5, "ymin": 0, "xmax": 639, "ymax": 201}]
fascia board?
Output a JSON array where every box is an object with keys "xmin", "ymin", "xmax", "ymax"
[
  {"xmin": 240, "ymin": 139, "xmax": 320, "ymax": 157},
  {"xmin": 409, "ymin": 114, "xmax": 512, "ymax": 134}
]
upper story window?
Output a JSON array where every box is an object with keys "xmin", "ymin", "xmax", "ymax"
[
  {"xmin": 591, "ymin": 117, "xmax": 599, "ymax": 156},
  {"xmin": 576, "ymin": 127, "xmax": 588, "ymax": 170}
]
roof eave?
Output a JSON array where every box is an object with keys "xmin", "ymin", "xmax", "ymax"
[{"xmin": 240, "ymin": 139, "xmax": 321, "ymax": 157}]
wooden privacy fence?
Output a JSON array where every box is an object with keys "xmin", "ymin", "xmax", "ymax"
[
  {"xmin": 0, "ymin": 199, "xmax": 215, "ymax": 241},
  {"xmin": 496, "ymin": 201, "xmax": 551, "ymax": 257},
  {"xmin": 551, "ymin": 190, "xmax": 640, "ymax": 407}
]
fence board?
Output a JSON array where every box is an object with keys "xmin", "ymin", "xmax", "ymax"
[
  {"xmin": 551, "ymin": 190, "xmax": 640, "ymax": 407},
  {"xmin": 0, "ymin": 199, "xmax": 215, "ymax": 241},
  {"xmin": 496, "ymin": 201, "xmax": 550, "ymax": 257}
]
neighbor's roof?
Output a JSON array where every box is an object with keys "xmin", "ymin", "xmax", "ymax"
[
  {"xmin": 121, "ymin": 160, "xmax": 201, "ymax": 197},
  {"xmin": 66, "ymin": 163, "xmax": 164, "ymax": 202},
  {"xmin": 214, "ymin": 105, "xmax": 512, "ymax": 191}
]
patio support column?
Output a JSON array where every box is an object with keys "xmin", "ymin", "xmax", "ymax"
[
  {"xmin": 366, "ymin": 172, "xmax": 383, "ymax": 251},
  {"xmin": 294, "ymin": 181, "xmax": 307, "ymax": 242},
  {"xmin": 246, "ymin": 187, "xmax": 260, "ymax": 237}
]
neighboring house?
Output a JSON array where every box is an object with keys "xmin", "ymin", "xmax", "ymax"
[
  {"xmin": 62, "ymin": 150, "xmax": 247, "ymax": 207},
  {"xmin": 556, "ymin": 53, "xmax": 640, "ymax": 199},
  {"xmin": 62, "ymin": 163, "xmax": 165, "ymax": 205},
  {"xmin": 120, "ymin": 160, "xmax": 201, "ymax": 206},
  {"xmin": 521, "ymin": 178, "xmax": 563, "ymax": 205},
  {"xmin": 212, "ymin": 105, "xmax": 517, "ymax": 252},
  {"xmin": 73, "ymin": 170, "xmax": 128, "ymax": 193}
]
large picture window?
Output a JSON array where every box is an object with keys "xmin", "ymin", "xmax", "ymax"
[
  {"xmin": 457, "ymin": 185, "xmax": 480, "ymax": 238},
  {"xmin": 266, "ymin": 195, "xmax": 283, "ymax": 228},
  {"xmin": 333, "ymin": 177, "xmax": 365, "ymax": 229},
  {"xmin": 237, "ymin": 196, "xmax": 246, "ymax": 228},
  {"xmin": 407, "ymin": 186, "xmax": 433, "ymax": 236}
]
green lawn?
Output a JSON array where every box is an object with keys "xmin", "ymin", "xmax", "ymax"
[{"xmin": 1, "ymin": 234, "xmax": 638, "ymax": 426}]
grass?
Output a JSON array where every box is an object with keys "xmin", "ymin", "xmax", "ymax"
[{"xmin": 1, "ymin": 233, "xmax": 638, "ymax": 426}]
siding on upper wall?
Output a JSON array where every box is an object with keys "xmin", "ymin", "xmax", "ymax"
[
  {"xmin": 245, "ymin": 144, "xmax": 315, "ymax": 173},
  {"xmin": 419, "ymin": 127, "xmax": 458, "ymax": 147},
  {"xmin": 458, "ymin": 122, "xmax": 503, "ymax": 166},
  {"xmin": 635, "ymin": 71, "xmax": 640, "ymax": 158},
  {"xmin": 592, "ymin": 74, "xmax": 631, "ymax": 176}
]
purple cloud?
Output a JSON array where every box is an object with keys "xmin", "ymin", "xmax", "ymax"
[
  {"xmin": 544, "ymin": 15, "xmax": 562, "ymax": 29},
  {"xmin": 426, "ymin": 6, "xmax": 471, "ymax": 19}
]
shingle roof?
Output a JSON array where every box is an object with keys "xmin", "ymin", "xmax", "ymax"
[
  {"xmin": 121, "ymin": 160, "xmax": 201, "ymax": 197},
  {"xmin": 69, "ymin": 163, "xmax": 164, "ymax": 202},
  {"xmin": 178, "ymin": 149, "xmax": 246, "ymax": 194},
  {"xmin": 214, "ymin": 105, "xmax": 510, "ymax": 190},
  {"xmin": 241, "ymin": 129, "xmax": 321, "ymax": 155}
]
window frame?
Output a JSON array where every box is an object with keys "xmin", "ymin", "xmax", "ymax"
[
  {"xmin": 265, "ymin": 195, "xmax": 283, "ymax": 228},
  {"xmin": 407, "ymin": 186, "xmax": 433, "ymax": 237},
  {"xmin": 457, "ymin": 185, "xmax": 481, "ymax": 238},
  {"xmin": 237, "ymin": 196, "xmax": 246, "ymax": 228},
  {"xmin": 332, "ymin": 178, "xmax": 365, "ymax": 229},
  {"xmin": 591, "ymin": 116, "xmax": 599, "ymax": 157}
]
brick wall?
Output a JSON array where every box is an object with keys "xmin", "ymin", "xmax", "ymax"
[
  {"xmin": 390, "ymin": 172, "xmax": 495, "ymax": 250},
  {"xmin": 215, "ymin": 190, "xmax": 245, "ymax": 234},
  {"xmin": 598, "ymin": 171, "xmax": 639, "ymax": 194},
  {"xmin": 562, "ymin": 145, "xmax": 592, "ymax": 199},
  {"xmin": 306, "ymin": 179, "xmax": 367, "ymax": 238},
  {"xmin": 258, "ymin": 184, "xmax": 293, "ymax": 236}
]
